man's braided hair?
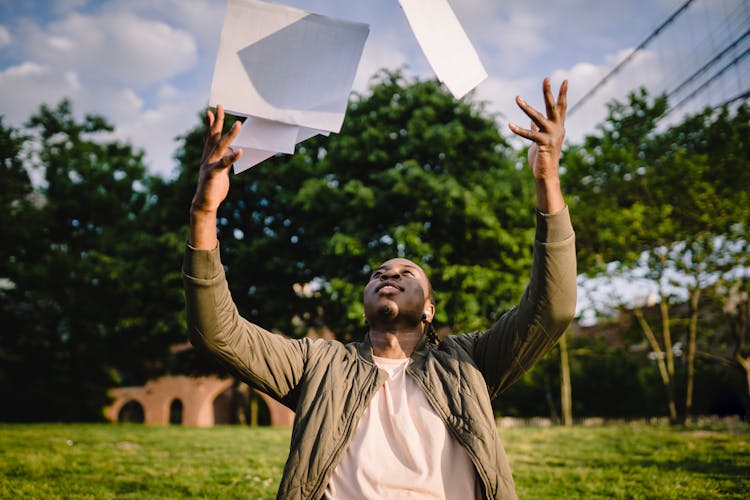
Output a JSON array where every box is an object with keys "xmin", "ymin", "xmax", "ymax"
[
  {"xmin": 423, "ymin": 280, "xmax": 440, "ymax": 346},
  {"xmin": 423, "ymin": 318, "xmax": 440, "ymax": 346}
]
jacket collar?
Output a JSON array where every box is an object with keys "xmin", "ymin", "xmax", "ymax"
[{"xmin": 356, "ymin": 330, "xmax": 431, "ymax": 365}]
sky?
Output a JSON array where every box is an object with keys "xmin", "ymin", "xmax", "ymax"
[{"xmin": 0, "ymin": 0, "xmax": 748, "ymax": 179}]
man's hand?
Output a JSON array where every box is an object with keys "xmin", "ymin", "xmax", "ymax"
[
  {"xmin": 509, "ymin": 78, "xmax": 568, "ymax": 214},
  {"xmin": 189, "ymin": 104, "xmax": 243, "ymax": 249}
]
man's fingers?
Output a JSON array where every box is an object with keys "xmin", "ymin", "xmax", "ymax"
[
  {"xmin": 200, "ymin": 109, "xmax": 217, "ymax": 164},
  {"xmin": 515, "ymin": 95, "xmax": 547, "ymax": 130},
  {"xmin": 557, "ymin": 80, "xmax": 569, "ymax": 123},
  {"xmin": 216, "ymin": 147, "xmax": 243, "ymax": 170},
  {"xmin": 202, "ymin": 112, "xmax": 242, "ymax": 164},
  {"xmin": 543, "ymin": 78, "xmax": 557, "ymax": 121},
  {"xmin": 214, "ymin": 120, "xmax": 241, "ymax": 159},
  {"xmin": 203, "ymin": 109, "xmax": 216, "ymax": 145},
  {"xmin": 508, "ymin": 122, "xmax": 539, "ymax": 142},
  {"xmin": 227, "ymin": 148, "xmax": 243, "ymax": 166},
  {"xmin": 214, "ymin": 105, "xmax": 225, "ymax": 132},
  {"xmin": 208, "ymin": 105, "xmax": 225, "ymax": 144}
]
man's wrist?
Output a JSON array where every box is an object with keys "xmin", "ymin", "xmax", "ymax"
[
  {"xmin": 190, "ymin": 205, "xmax": 219, "ymax": 222},
  {"xmin": 189, "ymin": 208, "xmax": 219, "ymax": 249},
  {"xmin": 534, "ymin": 177, "xmax": 564, "ymax": 214}
]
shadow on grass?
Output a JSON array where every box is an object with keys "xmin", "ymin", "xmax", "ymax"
[{"xmin": 628, "ymin": 454, "xmax": 750, "ymax": 477}]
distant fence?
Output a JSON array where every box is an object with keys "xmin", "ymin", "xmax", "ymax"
[{"xmin": 495, "ymin": 415, "xmax": 743, "ymax": 428}]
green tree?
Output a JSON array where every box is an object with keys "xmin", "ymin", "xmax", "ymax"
[
  {"xmin": 700, "ymin": 277, "xmax": 750, "ymax": 419},
  {"xmin": 565, "ymin": 91, "xmax": 750, "ymax": 423},
  {"xmin": 0, "ymin": 102, "xmax": 185, "ymax": 421},
  {"xmin": 658, "ymin": 104, "xmax": 750, "ymax": 421},
  {"xmin": 0, "ymin": 118, "xmax": 36, "ymax": 280}
]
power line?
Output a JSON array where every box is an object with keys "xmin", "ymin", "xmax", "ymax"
[
  {"xmin": 714, "ymin": 88, "xmax": 750, "ymax": 109},
  {"xmin": 666, "ymin": 27, "xmax": 750, "ymax": 99},
  {"xmin": 664, "ymin": 46, "xmax": 750, "ymax": 117},
  {"xmin": 568, "ymin": 0, "xmax": 697, "ymax": 117}
]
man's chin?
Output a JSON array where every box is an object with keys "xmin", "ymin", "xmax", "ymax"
[{"xmin": 377, "ymin": 304, "xmax": 397, "ymax": 318}]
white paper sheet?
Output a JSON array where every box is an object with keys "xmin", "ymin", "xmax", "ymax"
[
  {"xmin": 210, "ymin": 0, "xmax": 369, "ymax": 133},
  {"xmin": 233, "ymin": 147, "xmax": 277, "ymax": 174},
  {"xmin": 211, "ymin": 0, "xmax": 368, "ymax": 172},
  {"xmin": 398, "ymin": 0, "xmax": 487, "ymax": 99},
  {"xmin": 230, "ymin": 119, "xmax": 330, "ymax": 172},
  {"xmin": 233, "ymin": 116, "xmax": 299, "ymax": 155}
]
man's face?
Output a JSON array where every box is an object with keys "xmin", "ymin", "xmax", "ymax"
[{"xmin": 363, "ymin": 258, "xmax": 434, "ymax": 327}]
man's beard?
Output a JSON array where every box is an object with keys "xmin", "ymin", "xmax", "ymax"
[{"xmin": 378, "ymin": 305, "xmax": 395, "ymax": 318}]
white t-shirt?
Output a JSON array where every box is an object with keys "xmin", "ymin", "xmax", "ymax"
[{"xmin": 325, "ymin": 355, "xmax": 478, "ymax": 499}]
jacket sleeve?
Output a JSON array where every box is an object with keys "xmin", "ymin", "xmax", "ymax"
[
  {"xmin": 182, "ymin": 244, "xmax": 308, "ymax": 406},
  {"xmin": 454, "ymin": 206, "xmax": 577, "ymax": 398}
]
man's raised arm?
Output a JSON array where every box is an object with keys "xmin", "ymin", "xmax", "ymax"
[
  {"xmin": 182, "ymin": 107, "xmax": 307, "ymax": 406},
  {"xmin": 456, "ymin": 78, "xmax": 577, "ymax": 396}
]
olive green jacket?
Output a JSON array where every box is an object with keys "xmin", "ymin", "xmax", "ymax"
[{"xmin": 182, "ymin": 207, "xmax": 576, "ymax": 499}]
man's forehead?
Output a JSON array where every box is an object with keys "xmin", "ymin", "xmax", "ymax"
[{"xmin": 376, "ymin": 258, "xmax": 427, "ymax": 277}]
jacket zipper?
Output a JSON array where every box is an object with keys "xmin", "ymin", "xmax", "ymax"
[
  {"xmin": 307, "ymin": 364, "xmax": 386, "ymax": 499},
  {"xmin": 406, "ymin": 366, "xmax": 493, "ymax": 499}
]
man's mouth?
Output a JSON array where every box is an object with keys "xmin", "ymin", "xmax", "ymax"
[{"xmin": 376, "ymin": 282, "xmax": 403, "ymax": 293}]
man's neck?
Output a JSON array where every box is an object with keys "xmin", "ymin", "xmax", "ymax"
[{"xmin": 368, "ymin": 328, "xmax": 423, "ymax": 358}]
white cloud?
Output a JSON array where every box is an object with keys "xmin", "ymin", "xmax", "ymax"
[
  {"xmin": 474, "ymin": 74, "xmax": 533, "ymax": 119},
  {"xmin": 50, "ymin": 0, "xmax": 89, "ymax": 16},
  {"xmin": 0, "ymin": 62, "xmax": 80, "ymax": 122},
  {"xmin": 96, "ymin": 0, "xmax": 226, "ymax": 62},
  {"xmin": 552, "ymin": 48, "xmax": 669, "ymax": 142},
  {"xmin": 470, "ymin": 44, "xmax": 672, "ymax": 145},
  {"xmin": 452, "ymin": 0, "xmax": 549, "ymax": 74},
  {"xmin": 0, "ymin": 3, "xmax": 217, "ymax": 179},
  {"xmin": 353, "ymin": 35, "xmax": 409, "ymax": 93},
  {"xmin": 0, "ymin": 58, "xmax": 192, "ymax": 178},
  {"xmin": 17, "ymin": 12, "xmax": 197, "ymax": 88},
  {"xmin": 114, "ymin": 88, "xmax": 206, "ymax": 178},
  {"xmin": 101, "ymin": 88, "xmax": 145, "ymax": 123},
  {"xmin": 157, "ymin": 84, "xmax": 181, "ymax": 100},
  {"xmin": 0, "ymin": 25, "xmax": 10, "ymax": 47}
]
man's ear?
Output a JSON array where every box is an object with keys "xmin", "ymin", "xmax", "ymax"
[{"xmin": 423, "ymin": 302, "xmax": 436, "ymax": 323}]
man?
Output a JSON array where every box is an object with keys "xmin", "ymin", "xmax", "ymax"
[{"xmin": 183, "ymin": 78, "xmax": 576, "ymax": 499}]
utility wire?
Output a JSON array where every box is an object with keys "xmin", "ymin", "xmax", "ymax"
[
  {"xmin": 714, "ymin": 88, "xmax": 750, "ymax": 109},
  {"xmin": 568, "ymin": 0, "xmax": 696, "ymax": 117},
  {"xmin": 664, "ymin": 46, "xmax": 750, "ymax": 117},
  {"xmin": 667, "ymin": 27, "xmax": 750, "ymax": 99}
]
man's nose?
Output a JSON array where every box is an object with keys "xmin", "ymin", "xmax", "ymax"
[{"xmin": 381, "ymin": 271, "xmax": 400, "ymax": 280}]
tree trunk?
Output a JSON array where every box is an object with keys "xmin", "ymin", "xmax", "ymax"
[
  {"xmin": 684, "ymin": 287, "xmax": 701, "ymax": 424},
  {"xmin": 660, "ymin": 295, "xmax": 675, "ymax": 379},
  {"xmin": 634, "ymin": 306, "xmax": 678, "ymax": 423},
  {"xmin": 659, "ymin": 291, "xmax": 679, "ymax": 425},
  {"xmin": 559, "ymin": 331, "xmax": 573, "ymax": 426}
]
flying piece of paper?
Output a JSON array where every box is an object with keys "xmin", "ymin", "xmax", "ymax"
[
  {"xmin": 210, "ymin": 0, "xmax": 369, "ymax": 172},
  {"xmin": 231, "ymin": 119, "xmax": 328, "ymax": 173},
  {"xmin": 398, "ymin": 0, "xmax": 487, "ymax": 99}
]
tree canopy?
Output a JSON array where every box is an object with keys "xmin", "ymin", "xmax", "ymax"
[
  {"xmin": 564, "ymin": 89, "xmax": 750, "ymax": 421},
  {"xmin": 0, "ymin": 101, "xmax": 186, "ymax": 421}
]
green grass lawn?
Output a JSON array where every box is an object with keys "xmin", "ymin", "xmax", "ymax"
[{"xmin": 1, "ymin": 421, "xmax": 748, "ymax": 499}]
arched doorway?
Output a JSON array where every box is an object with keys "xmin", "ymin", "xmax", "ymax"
[
  {"xmin": 247, "ymin": 391, "xmax": 271, "ymax": 426},
  {"xmin": 169, "ymin": 399, "xmax": 183, "ymax": 425},
  {"xmin": 118, "ymin": 400, "xmax": 144, "ymax": 423},
  {"xmin": 213, "ymin": 385, "xmax": 271, "ymax": 425}
]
